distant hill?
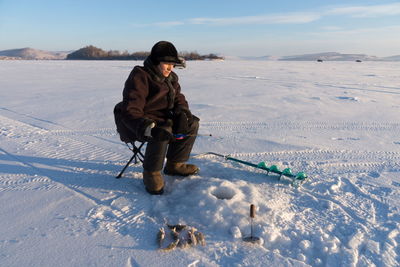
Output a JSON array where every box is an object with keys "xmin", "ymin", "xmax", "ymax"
[
  {"xmin": 225, "ymin": 55, "xmax": 279, "ymax": 61},
  {"xmin": 66, "ymin": 45, "xmax": 149, "ymax": 60},
  {"xmin": 382, "ymin": 55, "xmax": 400, "ymax": 61},
  {"xmin": 224, "ymin": 52, "xmax": 400, "ymax": 61},
  {"xmin": 1, "ymin": 47, "xmax": 399, "ymax": 61},
  {"xmin": 279, "ymin": 52, "xmax": 380, "ymax": 61},
  {"xmin": 0, "ymin": 48, "xmax": 68, "ymax": 60},
  {"xmin": 66, "ymin": 45, "xmax": 224, "ymax": 61}
]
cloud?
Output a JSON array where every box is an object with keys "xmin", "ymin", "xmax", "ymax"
[
  {"xmin": 327, "ymin": 3, "xmax": 400, "ymax": 17},
  {"xmin": 139, "ymin": 12, "xmax": 321, "ymax": 28},
  {"xmin": 132, "ymin": 21, "xmax": 184, "ymax": 28},
  {"xmin": 188, "ymin": 13, "xmax": 321, "ymax": 25},
  {"xmin": 152, "ymin": 21, "xmax": 184, "ymax": 27},
  {"xmin": 310, "ymin": 25, "xmax": 400, "ymax": 39},
  {"xmin": 135, "ymin": 3, "xmax": 400, "ymax": 28},
  {"xmin": 320, "ymin": 26, "xmax": 342, "ymax": 31}
]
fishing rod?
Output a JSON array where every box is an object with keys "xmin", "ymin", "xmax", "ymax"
[{"xmin": 174, "ymin": 133, "xmax": 213, "ymax": 139}]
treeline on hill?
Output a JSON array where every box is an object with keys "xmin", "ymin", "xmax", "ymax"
[{"xmin": 66, "ymin": 45, "xmax": 224, "ymax": 60}]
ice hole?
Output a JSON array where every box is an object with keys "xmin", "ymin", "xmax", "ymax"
[{"xmin": 212, "ymin": 186, "xmax": 236, "ymax": 200}]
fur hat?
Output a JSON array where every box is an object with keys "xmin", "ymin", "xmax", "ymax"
[{"xmin": 150, "ymin": 41, "xmax": 180, "ymax": 64}]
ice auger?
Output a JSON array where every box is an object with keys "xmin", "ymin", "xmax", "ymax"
[{"xmin": 204, "ymin": 152, "xmax": 308, "ymax": 187}]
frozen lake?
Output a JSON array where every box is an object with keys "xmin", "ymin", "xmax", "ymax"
[{"xmin": 1, "ymin": 60, "xmax": 399, "ymax": 266}]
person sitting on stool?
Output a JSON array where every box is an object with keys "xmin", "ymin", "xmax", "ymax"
[{"xmin": 119, "ymin": 41, "xmax": 199, "ymax": 195}]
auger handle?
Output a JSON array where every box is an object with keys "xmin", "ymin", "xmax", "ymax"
[{"xmin": 250, "ymin": 204, "xmax": 256, "ymax": 218}]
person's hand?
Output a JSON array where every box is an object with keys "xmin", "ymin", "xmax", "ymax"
[
  {"xmin": 189, "ymin": 114, "xmax": 200, "ymax": 125},
  {"xmin": 172, "ymin": 111, "xmax": 189, "ymax": 134},
  {"xmin": 151, "ymin": 127, "xmax": 174, "ymax": 142},
  {"xmin": 173, "ymin": 106, "xmax": 199, "ymax": 127}
]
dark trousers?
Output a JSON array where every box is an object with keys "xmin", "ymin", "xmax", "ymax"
[{"xmin": 143, "ymin": 119, "xmax": 199, "ymax": 172}]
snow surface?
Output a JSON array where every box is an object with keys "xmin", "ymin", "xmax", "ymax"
[{"xmin": 1, "ymin": 60, "xmax": 400, "ymax": 267}]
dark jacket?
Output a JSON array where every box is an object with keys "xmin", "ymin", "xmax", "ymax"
[{"xmin": 115, "ymin": 58, "xmax": 190, "ymax": 142}]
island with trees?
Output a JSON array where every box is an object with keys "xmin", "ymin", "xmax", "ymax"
[{"xmin": 66, "ymin": 45, "xmax": 224, "ymax": 61}]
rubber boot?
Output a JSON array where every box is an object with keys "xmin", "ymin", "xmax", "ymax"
[
  {"xmin": 143, "ymin": 170, "xmax": 164, "ymax": 195},
  {"xmin": 164, "ymin": 161, "xmax": 199, "ymax": 176}
]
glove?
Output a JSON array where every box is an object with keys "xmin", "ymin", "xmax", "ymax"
[
  {"xmin": 151, "ymin": 127, "xmax": 174, "ymax": 142},
  {"xmin": 172, "ymin": 106, "xmax": 192, "ymax": 122},
  {"xmin": 175, "ymin": 107, "xmax": 200, "ymax": 126},
  {"xmin": 190, "ymin": 114, "xmax": 200, "ymax": 125},
  {"xmin": 171, "ymin": 106, "xmax": 200, "ymax": 135},
  {"xmin": 172, "ymin": 111, "xmax": 189, "ymax": 134}
]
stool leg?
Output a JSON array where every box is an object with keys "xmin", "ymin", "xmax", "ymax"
[
  {"xmin": 116, "ymin": 142, "xmax": 145, "ymax": 179},
  {"xmin": 116, "ymin": 154, "xmax": 136, "ymax": 179},
  {"xmin": 137, "ymin": 142, "xmax": 145, "ymax": 163}
]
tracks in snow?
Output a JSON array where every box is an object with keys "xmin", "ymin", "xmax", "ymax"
[
  {"xmin": 1, "ymin": 112, "xmax": 399, "ymax": 231},
  {"xmin": 202, "ymin": 121, "xmax": 400, "ymax": 132},
  {"xmin": 198, "ymin": 149, "xmax": 400, "ymax": 177},
  {"xmin": 0, "ymin": 113, "xmax": 157, "ymax": 238},
  {"xmin": 0, "ymin": 173, "xmax": 62, "ymax": 192},
  {"xmin": 1, "ymin": 111, "xmax": 400, "ymax": 265},
  {"xmin": 2, "ymin": 110, "xmax": 399, "ymax": 183},
  {"xmin": 0, "ymin": 114, "xmax": 127, "ymax": 162}
]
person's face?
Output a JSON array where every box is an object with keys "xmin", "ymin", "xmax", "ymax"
[{"xmin": 158, "ymin": 62, "xmax": 174, "ymax": 77}]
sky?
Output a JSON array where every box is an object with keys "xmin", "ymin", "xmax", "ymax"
[{"xmin": 0, "ymin": 0, "xmax": 400, "ymax": 57}]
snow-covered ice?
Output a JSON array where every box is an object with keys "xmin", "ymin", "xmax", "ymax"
[{"xmin": 1, "ymin": 60, "xmax": 400, "ymax": 266}]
